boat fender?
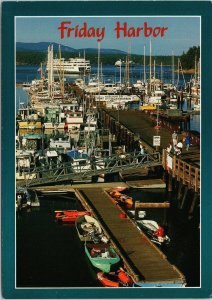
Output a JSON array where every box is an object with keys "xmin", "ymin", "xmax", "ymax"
[
  {"xmin": 117, "ymin": 270, "xmax": 132, "ymax": 284},
  {"xmin": 154, "ymin": 226, "xmax": 164, "ymax": 237}
]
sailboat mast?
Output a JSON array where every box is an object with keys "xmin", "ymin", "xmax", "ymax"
[
  {"xmin": 172, "ymin": 51, "xmax": 175, "ymax": 85},
  {"xmin": 59, "ymin": 45, "xmax": 64, "ymax": 97},
  {"xmin": 194, "ymin": 55, "xmax": 197, "ymax": 83},
  {"xmin": 153, "ymin": 59, "xmax": 156, "ymax": 92},
  {"xmin": 143, "ymin": 45, "xmax": 146, "ymax": 83},
  {"xmin": 97, "ymin": 42, "xmax": 101, "ymax": 105},
  {"xmin": 149, "ymin": 39, "xmax": 152, "ymax": 93},
  {"xmin": 177, "ymin": 58, "xmax": 180, "ymax": 89}
]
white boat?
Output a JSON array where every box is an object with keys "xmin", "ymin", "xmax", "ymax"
[
  {"xmin": 75, "ymin": 215, "xmax": 108, "ymax": 243},
  {"xmin": 46, "ymin": 57, "xmax": 91, "ymax": 74},
  {"xmin": 136, "ymin": 220, "xmax": 170, "ymax": 245}
]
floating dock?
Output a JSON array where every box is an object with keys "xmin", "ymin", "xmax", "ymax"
[{"xmin": 74, "ymin": 187, "xmax": 186, "ymax": 287}]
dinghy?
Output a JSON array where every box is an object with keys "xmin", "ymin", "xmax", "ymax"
[
  {"xmin": 85, "ymin": 242, "xmax": 120, "ymax": 273},
  {"xmin": 97, "ymin": 268, "xmax": 133, "ymax": 287},
  {"xmin": 55, "ymin": 210, "xmax": 91, "ymax": 223},
  {"xmin": 76, "ymin": 215, "xmax": 108, "ymax": 243},
  {"xmin": 136, "ymin": 220, "xmax": 170, "ymax": 245}
]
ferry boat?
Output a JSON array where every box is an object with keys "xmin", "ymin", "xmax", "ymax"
[{"xmin": 47, "ymin": 57, "xmax": 91, "ymax": 74}]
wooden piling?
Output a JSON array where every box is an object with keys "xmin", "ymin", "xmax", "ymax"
[
  {"xmin": 189, "ymin": 192, "xmax": 199, "ymax": 216},
  {"xmin": 179, "ymin": 186, "xmax": 188, "ymax": 210},
  {"xmin": 177, "ymin": 181, "xmax": 183, "ymax": 201},
  {"xmin": 168, "ymin": 172, "xmax": 173, "ymax": 192}
]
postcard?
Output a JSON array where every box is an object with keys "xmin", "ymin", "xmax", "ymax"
[{"xmin": 1, "ymin": 1, "xmax": 211, "ymax": 299}]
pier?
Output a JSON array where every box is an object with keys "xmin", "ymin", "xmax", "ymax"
[
  {"xmin": 99, "ymin": 109, "xmax": 200, "ymax": 215},
  {"xmin": 74, "ymin": 187, "xmax": 185, "ymax": 287}
]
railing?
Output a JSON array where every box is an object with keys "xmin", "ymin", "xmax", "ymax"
[
  {"xmin": 163, "ymin": 150, "xmax": 200, "ymax": 192},
  {"xmin": 17, "ymin": 151, "xmax": 161, "ymax": 187}
]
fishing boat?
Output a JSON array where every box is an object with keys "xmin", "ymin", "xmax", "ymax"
[
  {"xmin": 136, "ymin": 220, "xmax": 170, "ymax": 245},
  {"xmin": 85, "ymin": 242, "xmax": 120, "ymax": 273},
  {"xmin": 97, "ymin": 268, "xmax": 133, "ymax": 287},
  {"xmin": 55, "ymin": 210, "xmax": 91, "ymax": 223},
  {"xmin": 75, "ymin": 215, "xmax": 108, "ymax": 243}
]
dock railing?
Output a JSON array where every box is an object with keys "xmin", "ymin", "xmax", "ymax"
[{"xmin": 162, "ymin": 149, "xmax": 200, "ymax": 192}]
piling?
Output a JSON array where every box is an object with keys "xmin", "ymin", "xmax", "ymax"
[
  {"xmin": 188, "ymin": 192, "xmax": 199, "ymax": 216},
  {"xmin": 167, "ymin": 172, "xmax": 173, "ymax": 192},
  {"xmin": 179, "ymin": 186, "xmax": 188, "ymax": 210}
]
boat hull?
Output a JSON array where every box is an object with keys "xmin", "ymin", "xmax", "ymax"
[
  {"xmin": 55, "ymin": 210, "xmax": 90, "ymax": 223},
  {"xmin": 85, "ymin": 243, "xmax": 120, "ymax": 273}
]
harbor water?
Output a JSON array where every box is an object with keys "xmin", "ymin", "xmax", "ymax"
[
  {"xmin": 16, "ymin": 188, "xmax": 200, "ymax": 288},
  {"xmin": 16, "ymin": 65, "xmax": 200, "ymax": 288},
  {"xmin": 16, "ymin": 65, "xmax": 200, "ymax": 133}
]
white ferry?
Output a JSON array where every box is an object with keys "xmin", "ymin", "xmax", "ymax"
[{"xmin": 47, "ymin": 57, "xmax": 91, "ymax": 74}]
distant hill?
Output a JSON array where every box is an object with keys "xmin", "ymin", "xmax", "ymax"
[{"xmin": 16, "ymin": 42, "xmax": 127, "ymax": 55}]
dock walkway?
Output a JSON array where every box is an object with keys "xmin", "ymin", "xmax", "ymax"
[
  {"xmin": 76, "ymin": 187, "xmax": 185, "ymax": 287},
  {"xmin": 104, "ymin": 110, "xmax": 200, "ymax": 168}
]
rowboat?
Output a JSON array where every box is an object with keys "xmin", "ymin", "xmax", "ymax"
[
  {"xmin": 97, "ymin": 268, "xmax": 133, "ymax": 287},
  {"xmin": 55, "ymin": 210, "xmax": 91, "ymax": 223},
  {"xmin": 85, "ymin": 242, "xmax": 120, "ymax": 273},
  {"xmin": 136, "ymin": 220, "xmax": 170, "ymax": 245},
  {"xmin": 76, "ymin": 215, "xmax": 108, "ymax": 243}
]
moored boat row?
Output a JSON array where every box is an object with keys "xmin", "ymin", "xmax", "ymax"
[{"xmin": 54, "ymin": 207, "xmax": 134, "ymax": 287}]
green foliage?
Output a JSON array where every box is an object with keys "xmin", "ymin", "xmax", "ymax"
[
  {"xmin": 16, "ymin": 50, "xmax": 177, "ymax": 66},
  {"xmin": 180, "ymin": 46, "xmax": 200, "ymax": 69},
  {"xmin": 16, "ymin": 46, "xmax": 200, "ymax": 69},
  {"xmin": 16, "ymin": 51, "xmax": 47, "ymax": 65}
]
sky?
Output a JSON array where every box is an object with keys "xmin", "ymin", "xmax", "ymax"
[{"xmin": 16, "ymin": 16, "xmax": 200, "ymax": 55}]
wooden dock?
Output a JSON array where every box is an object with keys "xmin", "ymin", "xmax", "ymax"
[
  {"xmin": 102, "ymin": 109, "xmax": 200, "ymax": 192},
  {"xmin": 75, "ymin": 187, "xmax": 185, "ymax": 287}
]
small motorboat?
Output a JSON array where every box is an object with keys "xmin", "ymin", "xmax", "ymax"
[
  {"xmin": 85, "ymin": 242, "xmax": 120, "ymax": 273},
  {"xmin": 55, "ymin": 210, "xmax": 91, "ymax": 223},
  {"xmin": 76, "ymin": 215, "xmax": 109, "ymax": 243},
  {"xmin": 109, "ymin": 191, "xmax": 133, "ymax": 208},
  {"xmin": 97, "ymin": 268, "xmax": 133, "ymax": 287},
  {"xmin": 16, "ymin": 187, "xmax": 39, "ymax": 210},
  {"xmin": 136, "ymin": 220, "xmax": 170, "ymax": 245}
]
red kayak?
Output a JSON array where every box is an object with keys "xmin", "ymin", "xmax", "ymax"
[
  {"xmin": 55, "ymin": 210, "xmax": 91, "ymax": 223},
  {"xmin": 97, "ymin": 268, "xmax": 133, "ymax": 287}
]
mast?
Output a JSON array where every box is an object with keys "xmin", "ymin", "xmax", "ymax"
[
  {"xmin": 51, "ymin": 44, "xmax": 54, "ymax": 99},
  {"xmin": 172, "ymin": 51, "xmax": 175, "ymax": 86},
  {"xmin": 59, "ymin": 44, "xmax": 64, "ymax": 97},
  {"xmin": 160, "ymin": 61, "xmax": 163, "ymax": 89},
  {"xmin": 177, "ymin": 58, "xmax": 180, "ymax": 89},
  {"xmin": 195, "ymin": 56, "xmax": 197, "ymax": 83},
  {"xmin": 143, "ymin": 45, "xmax": 146, "ymax": 83},
  {"xmin": 153, "ymin": 59, "xmax": 156, "ymax": 92},
  {"xmin": 48, "ymin": 46, "xmax": 50, "ymax": 97},
  {"xmin": 97, "ymin": 42, "xmax": 101, "ymax": 105},
  {"xmin": 149, "ymin": 39, "xmax": 152, "ymax": 93}
]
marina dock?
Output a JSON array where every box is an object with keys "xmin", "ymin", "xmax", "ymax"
[{"xmin": 74, "ymin": 187, "xmax": 185, "ymax": 287}]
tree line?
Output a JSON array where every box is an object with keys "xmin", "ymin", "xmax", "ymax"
[{"xmin": 16, "ymin": 46, "xmax": 200, "ymax": 69}]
